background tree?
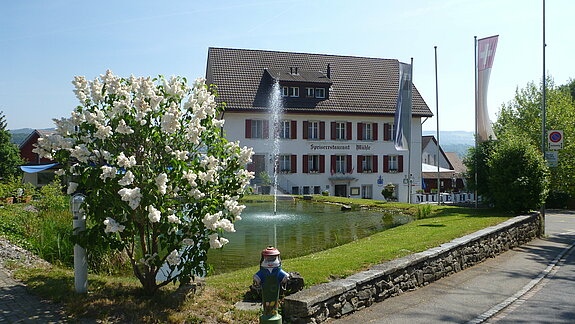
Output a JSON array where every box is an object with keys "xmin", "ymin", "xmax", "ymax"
[
  {"xmin": 0, "ymin": 111, "xmax": 24, "ymax": 180},
  {"xmin": 493, "ymin": 77, "xmax": 575, "ymax": 200},
  {"xmin": 464, "ymin": 140, "xmax": 496, "ymax": 204},
  {"xmin": 487, "ymin": 134, "xmax": 549, "ymax": 214}
]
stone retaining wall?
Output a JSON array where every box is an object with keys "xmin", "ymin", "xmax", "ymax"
[{"xmin": 283, "ymin": 213, "xmax": 541, "ymax": 323}]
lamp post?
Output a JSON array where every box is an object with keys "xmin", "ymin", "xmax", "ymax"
[{"xmin": 71, "ymin": 193, "xmax": 87, "ymax": 293}]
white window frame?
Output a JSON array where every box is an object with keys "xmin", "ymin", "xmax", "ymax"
[
  {"xmin": 309, "ymin": 155, "xmax": 320, "ymax": 173},
  {"xmin": 306, "ymin": 87, "xmax": 315, "ymax": 97},
  {"xmin": 385, "ymin": 123, "xmax": 396, "ymax": 141},
  {"xmin": 336, "ymin": 121, "xmax": 346, "ymax": 140},
  {"xmin": 290, "ymin": 87, "xmax": 299, "ymax": 97},
  {"xmin": 280, "ymin": 120, "xmax": 291, "ymax": 139},
  {"xmin": 363, "ymin": 122, "xmax": 373, "ymax": 140},
  {"xmin": 361, "ymin": 184, "xmax": 373, "ymax": 199},
  {"xmin": 308, "ymin": 121, "xmax": 320, "ymax": 140},
  {"xmin": 281, "ymin": 86, "xmax": 289, "ymax": 97},
  {"xmin": 335, "ymin": 155, "xmax": 346, "ymax": 174},
  {"xmin": 251, "ymin": 119, "xmax": 264, "ymax": 139},
  {"xmin": 315, "ymin": 88, "xmax": 325, "ymax": 98},
  {"xmin": 279, "ymin": 155, "xmax": 291, "ymax": 172},
  {"xmin": 362, "ymin": 156, "xmax": 373, "ymax": 172}
]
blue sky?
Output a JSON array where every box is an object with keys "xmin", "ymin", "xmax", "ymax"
[{"xmin": 1, "ymin": 0, "xmax": 573, "ymax": 132}]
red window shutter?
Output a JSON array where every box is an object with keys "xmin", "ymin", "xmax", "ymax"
[
  {"xmin": 357, "ymin": 155, "xmax": 364, "ymax": 173},
  {"xmin": 303, "ymin": 155, "xmax": 309, "ymax": 173},
  {"xmin": 346, "ymin": 155, "xmax": 352, "ymax": 174},
  {"xmin": 373, "ymin": 155, "xmax": 378, "ymax": 173},
  {"xmin": 320, "ymin": 121, "xmax": 325, "ymax": 140},
  {"xmin": 319, "ymin": 155, "xmax": 326, "ymax": 173},
  {"xmin": 373, "ymin": 123, "xmax": 378, "ymax": 140},
  {"xmin": 331, "ymin": 122, "xmax": 336, "ymax": 140},
  {"xmin": 346, "ymin": 122, "xmax": 352, "ymax": 140},
  {"xmin": 291, "ymin": 120, "xmax": 297, "ymax": 139},
  {"xmin": 357, "ymin": 122, "xmax": 363, "ymax": 140},
  {"xmin": 383, "ymin": 155, "xmax": 390, "ymax": 173},
  {"xmin": 263, "ymin": 120, "xmax": 269, "ymax": 139},
  {"xmin": 245, "ymin": 119, "xmax": 252, "ymax": 138},
  {"xmin": 291, "ymin": 155, "xmax": 297, "ymax": 173},
  {"xmin": 303, "ymin": 121, "xmax": 309, "ymax": 139},
  {"xmin": 331, "ymin": 155, "xmax": 336, "ymax": 173},
  {"xmin": 383, "ymin": 123, "xmax": 390, "ymax": 141},
  {"xmin": 398, "ymin": 155, "xmax": 404, "ymax": 173}
]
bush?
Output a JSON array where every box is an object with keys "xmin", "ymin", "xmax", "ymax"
[
  {"xmin": 416, "ymin": 204, "xmax": 432, "ymax": 219},
  {"xmin": 546, "ymin": 191, "xmax": 570, "ymax": 209},
  {"xmin": 34, "ymin": 180, "xmax": 68, "ymax": 212},
  {"xmin": 487, "ymin": 136, "xmax": 549, "ymax": 214}
]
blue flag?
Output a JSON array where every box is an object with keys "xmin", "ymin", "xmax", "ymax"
[{"xmin": 393, "ymin": 62, "xmax": 413, "ymax": 151}]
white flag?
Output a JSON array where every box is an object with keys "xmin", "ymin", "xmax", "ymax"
[
  {"xmin": 476, "ymin": 35, "xmax": 498, "ymax": 142},
  {"xmin": 394, "ymin": 62, "xmax": 413, "ymax": 151}
]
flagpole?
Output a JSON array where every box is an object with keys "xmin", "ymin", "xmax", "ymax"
[
  {"xmin": 541, "ymin": 0, "xmax": 546, "ymax": 234},
  {"xmin": 434, "ymin": 46, "xmax": 440, "ymax": 205},
  {"xmin": 474, "ymin": 36, "xmax": 478, "ymax": 209},
  {"xmin": 408, "ymin": 57, "xmax": 413, "ymax": 204}
]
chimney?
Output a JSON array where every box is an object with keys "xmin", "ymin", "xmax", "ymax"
[{"xmin": 327, "ymin": 63, "xmax": 331, "ymax": 79}]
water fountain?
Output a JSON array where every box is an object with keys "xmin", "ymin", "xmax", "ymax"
[{"xmin": 268, "ymin": 80, "xmax": 283, "ymax": 216}]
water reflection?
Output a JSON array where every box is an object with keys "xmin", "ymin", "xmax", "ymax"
[{"xmin": 208, "ymin": 200, "xmax": 412, "ymax": 273}]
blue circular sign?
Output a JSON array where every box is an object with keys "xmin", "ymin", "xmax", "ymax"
[{"xmin": 549, "ymin": 131, "xmax": 562, "ymax": 143}]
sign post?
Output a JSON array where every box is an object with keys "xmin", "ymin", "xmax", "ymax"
[{"xmin": 547, "ymin": 130, "xmax": 563, "ymax": 150}]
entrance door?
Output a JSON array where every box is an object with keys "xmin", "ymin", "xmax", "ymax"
[
  {"xmin": 249, "ymin": 154, "xmax": 266, "ymax": 176},
  {"xmin": 334, "ymin": 184, "xmax": 347, "ymax": 197}
]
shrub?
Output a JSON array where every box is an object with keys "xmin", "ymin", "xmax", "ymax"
[
  {"xmin": 416, "ymin": 204, "xmax": 432, "ymax": 219},
  {"xmin": 487, "ymin": 136, "xmax": 549, "ymax": 214}
]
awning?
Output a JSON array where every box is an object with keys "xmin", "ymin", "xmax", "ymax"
[
  {"xmin": 422, "ymin": 163, "xmax": 452, "ymax": 173},
  {"xmin": 20, "ymin": 163, "xmax": 60, "ymax": 174}
]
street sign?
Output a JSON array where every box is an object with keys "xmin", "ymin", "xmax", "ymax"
[
  {"xmin": 545, "ymin": 151, "xmax": 558, "ymax": 167},
  {"xmin": 548, "ymin": 130, "xmax": 563, "ymax": 150}
]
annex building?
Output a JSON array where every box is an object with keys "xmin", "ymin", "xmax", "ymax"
[{"xmin": 206, "ymin": 48, "xmax": 433, "ymax": 202}]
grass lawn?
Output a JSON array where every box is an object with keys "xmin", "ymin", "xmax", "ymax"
[{"xmin": 13, "ymin": 196, "xmax": 513, "ymax": 323}]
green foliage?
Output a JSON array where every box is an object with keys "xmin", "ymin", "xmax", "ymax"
[
  {"xmin": 415, "ymin": 204, "xmax": 433, "ymax": 219},
  {"xmin": 487, "ymin": 135, "xmax": 549, "ymax": 214},
  {"xmin": 0, "ymin": 112, "xmax": 24, "ymax": 180},
  {"xmin": 381, "ymin": 184, "xmax": 395, "ymax": 200},
  {"xmin": 34, "ymin": 179, "xmax": 68, "ymax": 211},
  {"xmin": 464, "ymin": 140, "xmax": 496, "ymax": 203},
  {"xmin": 494, "ymin": 77, "xmax": 575, "ymax": 199}
]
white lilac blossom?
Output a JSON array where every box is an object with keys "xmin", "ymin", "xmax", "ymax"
[
  {"xmin": 118, "ymin": 170, "xmax": 135, "ymax": 186},
  {"xmin": 67, "ymin": 182, "xmax": 78, "ymax": 195},
  {"xmin": 104, "ymin": 217, "xmax": 125, "ymax": 233},
  {"xmin": 147, "ymin": 205, "xmax": 161, "ymax": 223},
  {"xmin": 100, "ymin": 165, "xmax": 117, "ymax": 181},
  {"xmin": 118, "ymin": 187, "xmax": 142, "ymax": 209},
  {"xmin": 208, "ymin": 233, "xmax": 228, "ymax": 249},
  {"xmin": 216, "ymin": 218, "xmax": 235, "ymax": 233},
  {"xmin": 95, "ymin": 123, "xmax": 113, "ymax": 140},
  {"xmin": 198, "ymin": 170, "xmax": 217, "ymax": 184},
  {"xmin": 166, "ymin": 249, "xmax": 181, "ymax": 266},
  {"xmin": 172, "ymin": 150, "xmax": 188, "ymax": 161},
  {"xmin": 224, "ymin": 199, "xmax": 246, "ymax": 220},
  {"xmin": 117, "ymin": 152, "xmax": 137, "ymax": 168},
  {"xmin": 202, "ymin": 211, "xmax": 221, "ymax": 230},
  {"xmin": 182, "ymin": 238, "xmax": 194, "ymax": 246},
  {"xmin": 190, "ymin": 188, "xmax": 204, "ymax": 199},
  {"xmin": 116, "ymin": 119, "xmax": 134, "ymax": 134},
  {"xmin": 167, "ymin": 214, "xmax": 181, "ymax": 224},
  {"xmin": 155, "ymin": 173, "xmax": 168, "ymax": 194},
  {"xmin": 213, "ymin": 119, "xmax": 225, "ymax": 128},
  {"xmin": 71, "ymin": 145, "xmax": 91, "ymax": 163},
  {"xmin": 55, "ymin": 169, "xmax": 65, "ymax": 176},
  {"xmin": 182, "ymin": 170, "xmax": 197, "ymax": 187}
]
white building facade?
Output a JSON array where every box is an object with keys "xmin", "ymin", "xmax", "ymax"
[{"xmin": 206, "ymin": 48, "xmax": 433, "ymax": 203}]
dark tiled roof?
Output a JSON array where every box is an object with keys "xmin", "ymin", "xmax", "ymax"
[
  {"xmin": 206, "ymin": 47, "xmax": 432, "ymax": 117},
  {"xmin": 445, "ymin": 152, "xmax": 467, "ymax": 174},
  {"xmin": 265, "ymin": 68, "xmax": 332, "ymax": 84}
]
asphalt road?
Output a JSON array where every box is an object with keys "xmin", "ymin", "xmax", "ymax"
[{"xmin": 329, "ymin": 210, "xmax": 575, "ymax": 324}]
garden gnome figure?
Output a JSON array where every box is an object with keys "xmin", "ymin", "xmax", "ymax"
[{"xmin": 253, "ymin": 246, "xmax": 289, "ymax": 324}]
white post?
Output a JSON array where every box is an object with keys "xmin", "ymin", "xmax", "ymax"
[{"xmin": 71, "ymin": 194, "xmax": 87, "ymax": 293}]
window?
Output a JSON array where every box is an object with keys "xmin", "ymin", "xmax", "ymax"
[
  {"xmin": 335, "ymin": 155, "xmax": 346, "ymax": 173},
  {"xmin": 361, "ymin": 185, "xmax": 373, "ymax": 199},
  {"xmin": 314, "ymin": 186, "xmax": 321, "ymax": 194},
  {"xmin": 303, "ymin": 186, "xmax": 310, "ymax": 194},
  {"xmin": 280, "ymin": 120, "xmax": 291, "ymax": 139},
  {"xmin": 281, "ymin": 86, "xmax": 289, "ymax": 97},
  {"xmin": 362, "ymin": 156, "xmax": 373, "ymax": 172},
  {"xmin": 363, "ymin": 123, "xmax": 372, "ymax": 140},
  {"xmin": 279, "ymin": 155, "xmax": 291, "ymax": 172},
  {"xmin": 389, "ymin": 155, "xmax": 399, "ymax": 172},
  {"xmin": 290, "ymin": 87, "xmax": 299, "ymax": 97},
  {"xmin": 306, "ymin": 87, "xmax": 315, "ymax": 97},
  {"xmin": 308, "ymin": 155, "xmax": 320, "ymax": 172},
  {"xmin": 336, "ymin": 122, "xmax": 346, "ymax": 140},
  {"xmin": 384, "ymin": 123, "xmax": 395, "ymax": 141},
  {"xmin": 315, "ymin": 88, "xmax": 325, "ymax": 98},
  {"xmin": 251, "ymin": 120, "xmax": 264, "ymax": 138},
  {"xmin": 292, "ymin": 186, "xmax": 300, "ymax": 195},
  {"xmin": 308, "ymin": 121, "xmax": 320, "ymax": 140}
]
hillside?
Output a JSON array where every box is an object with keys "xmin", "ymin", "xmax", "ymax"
[{"xmin": 422, "ymin": 131, "xmax": 474, "ymax": 158}]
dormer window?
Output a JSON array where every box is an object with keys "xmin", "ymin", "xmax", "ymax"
[
  {"xmin": 315, "ymin": 88, "xmax": 325, "ymax": 98},
  {"xmin": 290, "ymin": 87, "xmax": 299, "ymax": 97},
  {"xmin": 281, "ymin": 86, "xmax": 289, "ymax": 97},
  {"xmin": 306, "ymin": 87, "xmax": 314, "ymax": 97}
]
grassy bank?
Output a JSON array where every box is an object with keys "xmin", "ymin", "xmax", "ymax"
[{"xmin": 12, "ymin": 196, "xmax": 513, "ymax": 323}]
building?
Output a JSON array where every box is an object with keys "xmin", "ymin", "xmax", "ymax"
[
  {"xmin": 421, "ymin": 135, "xmax": 466, "ymax": 192},
  {"xmin": 206, "ymin": 48, "xmax": 433, "ymax": 202},
  {"xmin": 19, "ymin": 129, "xmax": 60, "ymax": 186}
]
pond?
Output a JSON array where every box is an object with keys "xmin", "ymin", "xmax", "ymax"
[{"xmin": 207, "ymin": 200, "xmax": 413, "ymax": 273}]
